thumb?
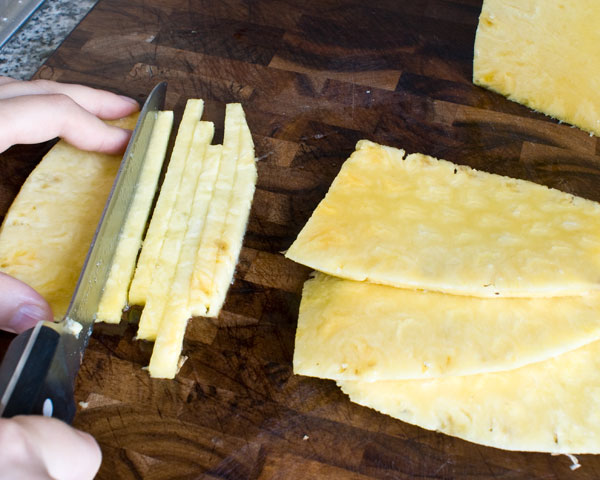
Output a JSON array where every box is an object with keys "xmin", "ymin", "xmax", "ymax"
[
  {"xmin": 0, "ymin": 416, "xmax": 102, "ymax": 480},
  {"xmin": 0, "ymin": 273, "xmax": 53, "ymax": 333}
]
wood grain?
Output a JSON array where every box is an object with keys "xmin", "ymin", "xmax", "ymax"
[{"xmin": 2, "ymin": 0, "xmax": 600, "ymax": 478}]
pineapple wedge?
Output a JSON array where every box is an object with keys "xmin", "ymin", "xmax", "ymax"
[
  {"xmin": 189, "ymin": 103, "xmax": 256, "ymax": 317},
  {"xmin": 137, "ymin": 121, "xmax": 214, "ymax": 340},
  {"xmin": 339, "ymin": 338, "xmax": 600, "ymax": 454},
  {"xmin": 96, "ymin": 110, "xmax": 173, "ymax": 323},
  {"xmin": 148, "ymin": 144, "xmax": 222, "ymax": 378},
  {"xmin": 129, "ymin": 99, "xmax": 204, "ymax": 306},
  {"xmin": 286, "ymin": 140, "xmax": 600, "ymax": 298},
  {"xmin": 295, "ymin": 273, "xmax": 600, "ymax": 381},
  {"xmin": 0, "ymin": 116, "xmax": 136, "ymax": 319},
  {"xmin": 473, "ymin": 0, "xmax": 600, "ymax": 136}
]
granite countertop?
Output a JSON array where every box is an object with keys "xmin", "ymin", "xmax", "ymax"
[{"xmin": 0, "ymin": 0, "xmax": 97, "ymax": 80}]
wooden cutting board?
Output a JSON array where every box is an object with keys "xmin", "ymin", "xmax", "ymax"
[{"xmin": 2, "ymin": 0, "xmax": 600, "ymax": 478}]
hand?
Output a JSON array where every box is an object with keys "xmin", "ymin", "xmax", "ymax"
[
  {"xmin": 0, "ymin": 272, "xmax": 52, "ymax": 334},
  {"xmin": 0, "ymin": 416, "xmax": 101, "ymax": 480},
  {"xmin": 0, "ymin": 76, "xmax": 139, "ymax": 154},
  {"xmin": 0, "ymin": 273, "xmax": 101, "ymax": 479}
]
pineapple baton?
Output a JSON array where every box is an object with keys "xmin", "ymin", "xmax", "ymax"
[{"xmin": 0, "ymin": 78, "xmax": 138, "ymax": 480}]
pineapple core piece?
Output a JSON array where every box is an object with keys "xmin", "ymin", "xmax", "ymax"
[{"xmin": 473, "ymin": 0, "xmax": 600, "ymax": 136}]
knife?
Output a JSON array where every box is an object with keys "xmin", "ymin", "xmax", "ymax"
[{"xmin": 0, "ymin": 81, "xmax": 167, "ymax": 422}]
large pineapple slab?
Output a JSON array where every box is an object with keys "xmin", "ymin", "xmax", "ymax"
[
  {"xmin": 286, "ymin": 140, "xmax": 600, "ymax": 297},
  {"xmin": 339, "ymin": 339, "xmax": 600, "ymax": 454},
  {"xmin": 473, "ymin": 0, "xmax": 600, "ymax": 136},
  {"xmin": 0, "ymin": 116, "xmax": 137, "ymax": 319},
  {"xmin": 295, "ymin": 273, "xmax": 600, "ymax": 381}
]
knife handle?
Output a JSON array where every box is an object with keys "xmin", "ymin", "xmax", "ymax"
[{"xmin": 0, "ymin": 322, "xmax": 75, "ymax": 422}]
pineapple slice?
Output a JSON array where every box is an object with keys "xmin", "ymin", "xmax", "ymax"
[
  {"xmin": 205, "ymin": 108, "xmax": 256, "ymax": 317},
  {"xmin": 96, "ymin": 111, "xmax": 173, "ymax": 323},
  {"xmin": 148, "ymin": 144, "xmax": 222, "ymax": 378},
  {"xmin": 339, "ymin": 339, "xmax": 600, "ymax": 454},
  {"xmin": 295, "ymin": 273, "xmax": 600, "ymax": 381},
  {"xmin": 136, "ymin": 121, "xmax": 214, "ymax": 340},
  {"xmin": 189, "ymin": 103, "xmax": 256, "ymax": 317},
  {"xmin": 473, "ymin": 0, "xmax": 600, "ymax": 136},
  {"xmin": 0, "ymin": 116, "xmax": 136, "ymax": 319},
  {"xmin": 129, "ymin": 100, "xmax": 204, "ymax": 306},
  {"xmin": 286, "ymin": 140, "xmax": 600, "ymax": 297}
]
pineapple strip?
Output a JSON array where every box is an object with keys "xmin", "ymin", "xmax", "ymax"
[
  {"xmin": 129, "ymin": 100, "xmax": 204, "ymax": 306},
  {"xmin": 148, "ymin": 144, "xmax": 223, "ymax": 378},
  {"xmin": 137, "ymin": 121, "xmax": 214, "ymax": 340},
  {"xmin": 206, "ymin": 116, "xmax": 256, "ymax": 317},
  {"xmin": 96, "ymin": 111, "xmax": 173, "ymax": 323},
  {"xmin": 188, "ymin": 104, "xmax": 243, "ymax": 316}
]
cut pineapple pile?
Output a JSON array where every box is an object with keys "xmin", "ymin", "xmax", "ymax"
[
  {"xmin": 128, "ymin": 100, "xmax": 205, "ymax": 307},
  {"xmin": 473, "ymin": 0, "xmax": 600, "ymax": 136},
  {"xmin": 0, "ymin": 101, "xmax": 256, "ymax": 380},
  {"xmin": 131, "ymin": 100, "xmax": 257, "ymax": 378},
  {"xmin": 287, "ymin": 140, "xmax": 600, "ymax": 453}
]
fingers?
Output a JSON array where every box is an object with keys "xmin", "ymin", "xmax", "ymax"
[
  {"xmin": 0, "ymin": 78, "xmax": 139, "ymax": 119},
  {"xmin": 0, "ymin": 273, "xmax": 52, "ymax": 333},
  {"xmin": 0, "ymin": 76, "xmax": 18, "ymax": 86},
  {"xmin": 0, "ymin": 416, "xmax": 102, "ymax": 480},
  {"xmin": 0, "ymin": 95, "xmax": 133, "ymax": 154}
]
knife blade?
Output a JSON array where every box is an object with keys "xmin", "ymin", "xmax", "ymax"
[{"xmin": 0, "ymin": 81, "xmax": 167, "ymax": 422}]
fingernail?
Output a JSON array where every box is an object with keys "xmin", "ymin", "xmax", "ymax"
[
  {"xmin": 9, "ymin": 304, "xmax": 47, "ymax": 333},
  {"xmin": 118, "ymin": 95, "xmax": 139, "ymax": 107}
]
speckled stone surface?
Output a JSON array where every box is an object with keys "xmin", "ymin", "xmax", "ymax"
[{"xmin": 0, "ymin": 0, "xmax": 97, "ymax": 80}]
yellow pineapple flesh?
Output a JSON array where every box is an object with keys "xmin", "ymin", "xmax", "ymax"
[
  {"xmin": 137, "ymin": 121, "xmax": 214, "ymax": 340},
  {"xmin": 148, "ymin": 143, "xmax": 221, "ymax": 378},
  {"xmin": 473, "ymin": 0, "xmax": 600, "ymax": 136},
  {"xmin": 339, "ymin": 338, "xmax": 600, "ymax": 454},
  {"xmin": 295, "ymin": 273, "xmax": 600, "ymax": 381},
  {"xmin": 129, "ymin": 100, "xmax": 204, "ymax": 306},
  {"xmin": 0, "ymin": 116, "xmax": 137, "ymax": 319},
  {"xmin": 97, "ymin": 111, "xmax": 174, "ymax": 323},
  {"xmin": 189, "ymin": 103, "xmax": 256, "ymax": 317},
  {"xmin": 286, "ymin": 140, "xmax": 600, "ymax": 297}
]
